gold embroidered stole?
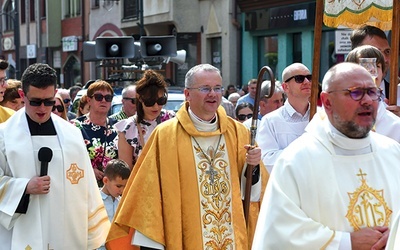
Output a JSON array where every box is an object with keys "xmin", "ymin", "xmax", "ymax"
[{"xmin": 190, "ymin": 134, "xmax": 236, "ymax": 249}]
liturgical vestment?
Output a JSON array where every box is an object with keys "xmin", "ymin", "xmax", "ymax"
[
  {"xmin": 253, "ymin": 113, "xmax": 400, "ymax": 249},
  {"xmin": 0, "ymin": 109, "xmax": 110, "ymax": 249},
  {"xmin": 107, "ymin": 104, "xmax": 268, "ymax": 249}
]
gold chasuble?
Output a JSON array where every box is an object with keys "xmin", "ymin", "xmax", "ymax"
[{"xmin": 107, "ymin": 103, "xmax": 268, "ymax": 249}]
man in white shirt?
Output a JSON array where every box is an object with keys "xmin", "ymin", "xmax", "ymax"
[
  {"xmin": 253, "ymin": 62, "xmax": 400, "ymax": 249},
  {"xmin": 257, "ymin": 63, "xmax": 311, "ymax": 173}
]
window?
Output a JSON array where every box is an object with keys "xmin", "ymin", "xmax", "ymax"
[
  {"xmin": 293, "ymin": 32, "xmax": 302, "ymax": 63},
  {"xmin": 3, "ymin": 0, "xmax": 14, "ymax": 31},
  {"xmin": 258, "ymin": 35, "xmax": 278, "ymax": 79},
  {"xmin": 30, "ymin": 0, "xmax": 35, "ymax": 21},
  {"xmin": 123, "ymin": 0, "xmax": 139, "ymax": 20},
  {"xmin": 64, "ymin": 0, "xmax": 81, "ymax": 18},
  {"xmin": 41, "ymin": 0, "xmax": 46, "ymax": 19},
  {"xmin": 20, "ymin": 0, "xmax": 35, "ymax": 23},
  {"xmin": 211, "ymin": 37, "xmax": 222, "ymax": 71},
  {"xmin": 93, "ymin": 0, "xmax": 100, "ymax": 8}
]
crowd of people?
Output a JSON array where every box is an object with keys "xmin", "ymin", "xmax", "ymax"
[{"xmin": 0, "ymin": 23, "xmax": 400, "ymax": 249}]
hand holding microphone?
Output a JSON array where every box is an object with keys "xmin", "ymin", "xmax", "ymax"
[{"xmin": 26, "ymin": 147, "xmax": 53, "ymax": 194}]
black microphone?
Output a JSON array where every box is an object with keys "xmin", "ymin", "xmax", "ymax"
[{"xmin": 38, "ymin": 147, "xmax": 53, "ymax": 176}]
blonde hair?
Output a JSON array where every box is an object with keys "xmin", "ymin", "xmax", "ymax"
[{"xmin": 53, "ymin": 94, "xmax": 68, "ymax": 120}]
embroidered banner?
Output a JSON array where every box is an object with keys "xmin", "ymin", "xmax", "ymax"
[{"xmin": 323, "ymin": 0, "xmax": 393, "ymax": 31}]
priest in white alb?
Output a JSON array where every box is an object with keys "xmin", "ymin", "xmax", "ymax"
[
  {"xmin": 0, "ymin": 63, "xmax": 110, "ymax": 249},
  {"xmin": 252, "ymin": 62, "xmax": 400, "ymax": 249}
]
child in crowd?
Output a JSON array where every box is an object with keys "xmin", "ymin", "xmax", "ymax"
[{"xmin": 98, "ymin": 159, "xmax": 131, "ymax": 249}]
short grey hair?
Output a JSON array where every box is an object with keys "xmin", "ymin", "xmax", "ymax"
[
  {"xmin": 184, "ymin": 64, "xmax": 221, "ymax": 88},
  {"xmin": 122, "ymin": 85, "xmax": 136, "ymax": 98},
  {"xmin": 260, "ymin": 80, "xmax": 283, "ymax": 97}
]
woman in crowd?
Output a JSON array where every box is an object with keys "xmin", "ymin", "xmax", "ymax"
[
  {"xmin": 72, "ymin": 80, "xmax": 118, "ymax": 186},
  {"xmin": 115, "ymin": 70, "xmax": 175, "ymax": 169},
  {"xmin": 52, "ymin": 94, "xmax": 68, "ymax": 120},
  {"xmin": 235, "ymin": 102, "xmax": 254, "ymax": 123},
  {"xmin": 77, "ymin": 94, "xmax": 90, "ymax": 117},
  {"xmin": 0, "ymin": 79, "xmax": 24, "ymax": 111}
]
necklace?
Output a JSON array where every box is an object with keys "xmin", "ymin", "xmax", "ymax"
[{"xmin": 192, "ymin": 134, "xmax": 222, "ymax": 184}]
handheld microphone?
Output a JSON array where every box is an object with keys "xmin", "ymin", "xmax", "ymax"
[{"xmin": 38, "ymin": 147, "xmax": 53, "ymax": 176}]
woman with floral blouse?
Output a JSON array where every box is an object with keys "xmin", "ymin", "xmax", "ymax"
[
  {"xmin": 71, "ymin": 80, "xmax": 118, "ymax": 186},
  {"xmin": 115, "ymin": 70, "xmax": 175, "ymax": 169}
]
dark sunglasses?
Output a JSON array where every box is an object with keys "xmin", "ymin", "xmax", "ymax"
[
  {"xmin": 63, "ymin": 98, "xmax": 71, "ymax": 104},
  {"xmin": 92, "ymin": 93, "xmax": 113, "ymax": 102},
  {"xmin": 142, "ymin": 96, "xmax": 167, "ymax": 107},
  {"xmin": 284, "ymin": 74, "xmax": 312, "ymax": 83},
  {"xmin": 237, "ymin": 114, "xmax": 252, "ymax": 121},
  {"xmin": 52, "ymin": 105, "xmax": 65, "ymax": 112},
  {"xmin": 123, "ymin": 97, "xmax": 136, "ymax": 104},
  {"xmin": 29, "ymin": 99, "xmax": 56, "ymax": 107}
]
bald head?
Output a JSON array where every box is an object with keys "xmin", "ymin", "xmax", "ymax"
[
  {"xmin": 282, "ymin": 63, "xmax": 310, "ymax": 83},
  {"xmin": 322, "ymin": 62, "xmax": 373, "ymax": 92},
  {"xmin": 320, "ymin": 62, "xmax": 378, "ymax": 138}
]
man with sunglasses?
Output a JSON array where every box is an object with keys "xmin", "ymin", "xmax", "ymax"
[
  {"xmin": 109, "ymin": 85, "xmax": 137, "ymax": 121},
  {"xmin": 0, "ymin": 59, "xmax": 14, "ymax": 123},
  {"xmin": 258, "ymin": 62, "xmax": 312, "ymax": 173},
  {"xmin": 107, "ymin": 64, "xmax": 269, "ymax": 249},
  {"xmin": 253, "ymin": 62, "xmax": 400, "ymax": 249},
  {"xmin": 0, "ymin": 63, "xmax": 110, "ymax": 249}
]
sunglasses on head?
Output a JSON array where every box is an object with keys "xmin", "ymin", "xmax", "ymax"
[
  {"xmin": 142, "ymin": 96, "xmax": 167, "ymax": 107},
  {"xmin": 52, "ymin": 105, "xmax": 65, "ymax": 112},
  {"xmin": 92, "ymin": 93, "xmax": 113, "ymax": 102},
  {"xmin": 123, "ymin": 97, "xmax": 136, "ymax": 104},
  {"xmin": 284, "ymin": 74, "xmax": 312, "ymax": 83},
  {"xmin": 29, "ymin": 99, "xmax": 56, "ymax": 107},
  {"xmin": 237, "ymin": 114, "xmax": 252, "ymax": 121}
]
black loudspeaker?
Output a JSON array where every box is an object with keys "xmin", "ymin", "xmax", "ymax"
[
  {"xmin": 140, "ymin": 36, "xmax": 177, "ymax": 57},
  {"xmin": 83, "ymin": 41, "xmax": 101, "ymax": 61},
  {"xmin": 95, "ymin": 36, "xmax": 135, "ymax": 59}
]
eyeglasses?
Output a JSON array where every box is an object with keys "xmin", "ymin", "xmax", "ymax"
[
  {"xmin": 63, "ymin": 98, "xmax": 71, "ymax": 104},
  {"xmin": 237, "ymin": 114, "xmax": 253, "ymax": 121},
  {"xmin": 123, "ymin": 97, "xmax": 136, "ymax": 104},
  {"xmin": 142, "ymin": 96, "xmax": 167, "ymax": 107},
  {"xmin": 28, "ymin": 99, "xmax": 56, "ymax": 107},
  {"xmin": 284, "ymin": 74, "xmax": 312, "ymax": 83},
  {"xmin": 328, "ymin": 87, "xmax": 382, "ymax": 101},
  {"xmin": 92, "ymin": 93, "xmax": 113, "ymax": 102},
  {"xmin": 52, "ymin": 105, "xmax": 65, "ymax": 112},
  {"xmin": 186, "ymin": 86, "xmax": 224, "ymax": 94},
  {"xmin": 0, "ymin": 77, "xmax": 7, "ymax": 86}
]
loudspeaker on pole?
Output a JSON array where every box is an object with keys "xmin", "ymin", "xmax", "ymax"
[
  {"xmin": 95, "ymin": 36, "xmax": 135, "ymax": 59},
  {"xmin": 83, "ymin": 41, "xmax": 101, "ymax": 62},
  {"xmin": 140, "ymin": 36, "xmax": 177, "ymax": 57}
]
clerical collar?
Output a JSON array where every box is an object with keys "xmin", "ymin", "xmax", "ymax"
[
  {"xmin": 326, "ymin": 120, "xmax": 371, "ymax": 155},
  {"xmin": 26, "ymin": 114, "xmax": 57, "ymax": 135},
  {"xmin": 188, "ymin": 107, "xmax": 218, "ymax": 132}
]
